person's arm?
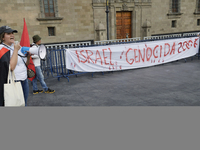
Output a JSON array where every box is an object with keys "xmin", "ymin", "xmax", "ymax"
[
  {"xmin": 25, "ymin": 51, "xmax": 32, "ymax": 66},
  {"xmin": 10, "ymin": 43, "xmax": 20, "ymax": 71}
]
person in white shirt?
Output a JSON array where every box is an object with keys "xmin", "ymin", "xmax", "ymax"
[
  {"xmin": 0, "ymin": 25, "xmax": 31, "ymax": 106},
  {"xmin": 197, "ymin": 32, "xmax": 200, "ymax": 37},
  {"xmin": 0, "ymin": 25, "xmax": 20, "ymax": 106},
  {"xmin": 31, "ymin": 35, "xmax": 55, "ymax": 94},
  {"xmin": 197, "ymin": 33, "xmax": 200, "ymax": 56}
]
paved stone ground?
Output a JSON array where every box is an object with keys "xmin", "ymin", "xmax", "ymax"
[{"xmin": 27, "ymin": 56, "xmax": 200, "ymax": 106}]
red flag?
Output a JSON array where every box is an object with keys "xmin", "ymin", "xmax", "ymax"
[
  {"xmin": 20, "ymin": 18, "xmax": 30, "ymax": 47},
  {"xmin": 20, "ymin": 18, "xmax": 36, "ymax": 81}
]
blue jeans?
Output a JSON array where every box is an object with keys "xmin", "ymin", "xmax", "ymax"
[
  {"xmin": 32, "ymin": 66, "xmax": 48, "ymax": 91},
  {"xmin": 16, "ymin": 79, "xmax": 29, "ymax": 106}
]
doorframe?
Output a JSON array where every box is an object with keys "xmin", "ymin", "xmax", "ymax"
[
  {"xmin": 116, "ymin": 11, "xmax": 133, "ymax": 39},
  {"xmin": 113, "ymin": 6, "xmax": 135, "ymax": 39}
]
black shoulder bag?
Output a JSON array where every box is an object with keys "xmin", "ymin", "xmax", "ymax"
[{"xmin": 18, "ymin": 54, "xmax": 35, "ymax": 78}]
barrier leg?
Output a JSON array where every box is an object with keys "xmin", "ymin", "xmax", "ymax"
[
  {"xmin": 198, "ymin": 47, "xmax": 200, "ymax": 59},
  {"xmin": 63, "ymin": 75, "xmax": 70, "ymax": 82}
]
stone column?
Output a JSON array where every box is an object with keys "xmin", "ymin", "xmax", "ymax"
[
  {"xmin": 95, "ymin": 22, "xmax": 106, "ymax": 41},
  {"xmin": 142, "ymin": 19, "xmax": 151, "ymax": 37}
]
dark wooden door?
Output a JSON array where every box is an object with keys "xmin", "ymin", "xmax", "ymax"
[{"xmin": 116, "ymin": 11, "xmax": 132, "ymax": 39}]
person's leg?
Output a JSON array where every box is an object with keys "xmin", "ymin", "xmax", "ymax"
[
  {"xmin": 32, "ymin": 75, "xmax": 38, "ymax": 91},
  {"xmin": 0, "ymin": 85, "xmax": 4, "ymax": 106},
  {"xmin": 35, "ymin": 66, "xmax": 48, "ymax": 91},
  {"xmin": 199, "ymin": 39, "xmax": 200, "ymax": 59},
  {"xmin": 21, "ymin": 79, "xmax": 29, "ymax": 106}
]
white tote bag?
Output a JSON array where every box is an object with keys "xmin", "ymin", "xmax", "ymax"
[{"xmin": 4, "ymin": 65, "xmax": 25, "ymax": 107}]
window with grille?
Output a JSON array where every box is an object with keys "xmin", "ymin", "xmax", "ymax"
[
  {"xmin": 44, "ymin": 0, "xmax": 55, "ymax": 17},
  {"xmin": 172, "ymin": 0, "xmax": 179, "ymax": 13},
  {"xmin": 197, "ymin": 0, "xmax": 200, "ymax": 12},
  {"xmin": 197, "ymin": 19, "xmax": 200, "ymax": 26},
  {"xmin": 48, "ymin": 27, "xmax": 55, "ymax": 36},
  {"xmin": 172, "ymin": 20, "xmax": 177, "ymax": 28}
]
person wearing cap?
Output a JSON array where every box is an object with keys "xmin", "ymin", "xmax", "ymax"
[
  {"xmin": 31, "ymin": 35, "xmax": 55, "ymax": 94},
  {"xmin": 0, "ymin": 25, "xmax": 32, "ymax": 106},
  {"xmin": 0, "ymin": 26, "xmax": 19, "ymax": 106}
]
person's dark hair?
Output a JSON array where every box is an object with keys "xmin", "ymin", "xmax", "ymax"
[{"xmin": 0, "ymin": 32, "xmax": 5, "ymax": 43}]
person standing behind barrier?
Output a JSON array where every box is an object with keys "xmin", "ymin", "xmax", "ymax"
[
  {"xmin": 197, "ymin": 33, "xmax": 200, "ymax": 55},
  {"xmin": 0, "ymin": 25, "xmax": 31, "ymax": 106},
  {"xmin": 197, "ymin": 32, "xmax": 200, "ymax": 37},
  {"xmin": 31, "ymin": 35, "xmax": 55, "ymax": 94}
]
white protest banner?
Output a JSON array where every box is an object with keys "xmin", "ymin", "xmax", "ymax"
[{"xmin": 66, "ymin": 37, "xmax": 199, "ymax": 72}]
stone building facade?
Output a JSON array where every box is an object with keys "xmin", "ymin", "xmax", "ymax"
[
  {"xmin": 0, "ymin": 0, "xmax": 95, "ymax": 44},
  {"xmin": 0, "ymin": 0, "xmax": 200, "ymax": 44},
  {"xmin": 94, "ymin": 0, "xmax": 200, "ymax": 40}
]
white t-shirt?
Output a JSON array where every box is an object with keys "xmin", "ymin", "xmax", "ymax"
[
  {"xmin": 8, "ymin": 44, "xmax": 27, "ymax": 81},
  {"xmin": 31, "ymin": 43, "xmax": 40, "ymax": 67}
]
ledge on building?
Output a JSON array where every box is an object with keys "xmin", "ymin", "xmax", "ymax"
[
  {"xmin": 167, "ymin": 13, "xmax": 182, "ymax": 16},
  {"xmin": 194, "ymin": 12, "xmax": 200, "ymax": 15},
  {"xmin": 167, "ymin": 13, "xmax": 182, "ymax": 19},
  {"xmin": 37, "ymin": 17, "xmax": 63, "ymax": 21},
  {"xmin": 37, "ymin": 17, "xmax": 63, "ymax": 25}
]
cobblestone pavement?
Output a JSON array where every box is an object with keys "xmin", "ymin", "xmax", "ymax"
[{"xmin": 27, "ymin": 56, "xmax": 200, "ymax": 106}]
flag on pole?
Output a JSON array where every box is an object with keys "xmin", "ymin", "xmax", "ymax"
[
  {"xmin": 20, "ymin": 18, "xmax": 30, "ymax": 47},
  {"xmin": 20, "ymin": 18, "xmax": 36, "ymax": 81}
]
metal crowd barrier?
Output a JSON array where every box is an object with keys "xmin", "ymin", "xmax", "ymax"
[
  {"xmin": 41, "ymin": 34, "xmax": 200, "ymax": 81},
  {"xmin": 45, "ymin": 41, "xmax": 92, "ymax": 49},
  {"xmin": 143, "ymin": 34, "xmax": 182, "ymax": 40},
  {"xmin": 94, "ymin": 37, "xmax": 141, "ymax": 45},
  {"xmin": 41, "ymin": 48, "xmax": 89, "ymax": 81}
]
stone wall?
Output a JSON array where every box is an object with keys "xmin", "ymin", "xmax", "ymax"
[
  {"xmin": 151, "ymin": 0, "xmax": 200, "ymax": 35},
  {"xmin": 93, "ymin": 0, "xmax": 152, "ymax": 40},
  {"xmin": 0, "ymin": 0, "xmax": 95, "ymax": 44}
]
